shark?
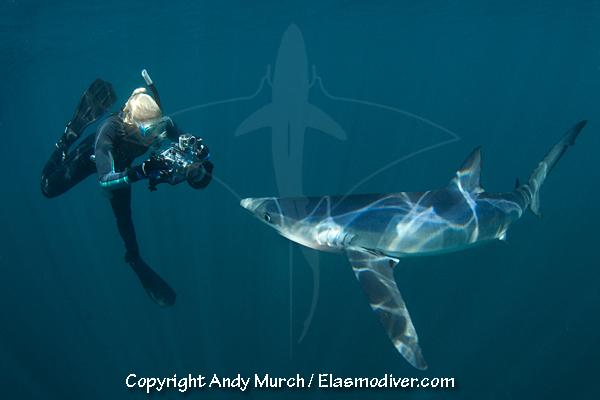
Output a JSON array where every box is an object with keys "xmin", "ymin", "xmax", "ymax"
[{"xmin": 240, "ymin": 120, "xmax": 587, "ymax": 370}]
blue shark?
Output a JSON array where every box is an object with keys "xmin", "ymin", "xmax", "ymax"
[{"xmin": 241, "ymin": 121, "xmax": 587, "ymax": 369}]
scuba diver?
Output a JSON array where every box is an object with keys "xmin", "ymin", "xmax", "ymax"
[{"xmin": 40, "ymin": 74, "xmax": 213, "ymax": 308}]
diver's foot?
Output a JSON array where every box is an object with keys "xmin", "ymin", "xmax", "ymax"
[
  {"xmin": 59, "ymin": 125, "xmax": 80, "ymax": 147},
  {"xmin": 54, "ymin": 141, "xmax": 70, "ymax": 162}
]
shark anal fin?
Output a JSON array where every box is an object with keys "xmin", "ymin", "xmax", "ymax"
[{"xmin": 346, "ymin": 249, "xmax": 427, "ymax": 370}]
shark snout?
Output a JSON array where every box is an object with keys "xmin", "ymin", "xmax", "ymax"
[
  {"xmin": 240, "ymin": 198, "xmax": 267, "ymax": 215},
  {"xmin": 240, "ymin": 198, "xmax": 254, "ymax": 212}
]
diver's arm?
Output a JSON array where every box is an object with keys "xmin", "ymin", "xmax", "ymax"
[
  {"xmin": 165, "ymin": 117, "xmax": 186, "ymax": 141},
  {"xmin": 94, "ymin": 120, "xmax": 156, "ymax": 193},
  {"xmin": 94, "ymin": 120, "xmax": 132, "ymax": 193}
]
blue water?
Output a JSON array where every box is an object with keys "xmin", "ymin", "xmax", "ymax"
[{"xmin": 1, "ymin": 0, "xmax": 600, "ymax": 398}]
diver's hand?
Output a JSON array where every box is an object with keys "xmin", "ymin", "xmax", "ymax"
[
  {"xmin": 197, "ymin": 143, "xmax": 210, "ymax": 160},
  {"xmin": 142, "ymin": 156, "xmax": 169, "ymax": 177},
  {"xmin": 128, "ymin": 154, "xmax": 169, "ymax": 182}
]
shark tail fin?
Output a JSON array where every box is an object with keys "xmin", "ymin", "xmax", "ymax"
[{"xmin": 525, "ymin": 120, "xmax": 587, "ymax": 216}]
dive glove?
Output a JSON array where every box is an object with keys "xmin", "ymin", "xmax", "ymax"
[{"xmin": 128, "ymin": 152, "xmax": 168, "ymax": 182}]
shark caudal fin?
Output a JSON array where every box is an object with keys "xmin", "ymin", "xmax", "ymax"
[
  {"xmin": 347, "ymin": 249, "xmax": 427, "ymax": 370},
  {"xmin": 525, "ymin": 120, "xmax": 587, "ymax": 216}
]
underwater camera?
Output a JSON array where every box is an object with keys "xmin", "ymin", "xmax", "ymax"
[{"xmin": 148, "ymin": 134, "xmax": 212, "ymax": 191}]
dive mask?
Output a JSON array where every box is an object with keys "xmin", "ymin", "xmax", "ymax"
[{"xmin": 133, "ymin": 117, "xmax": 168, "ymax": 137}]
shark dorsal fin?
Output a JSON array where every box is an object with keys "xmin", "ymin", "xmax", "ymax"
[{"xmin": 446, "ymin": 147, "xmax": 484, "ymax": 194}]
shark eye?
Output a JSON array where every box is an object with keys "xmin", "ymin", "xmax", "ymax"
[{"xmin": 263, "ymin": 213, "xmax": 271, "ymax": 222}]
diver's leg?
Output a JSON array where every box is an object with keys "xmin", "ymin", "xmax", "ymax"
[
  {"xmin": 109, "ymin": 186, "xmax": 140, "ymax": 259},
  {"xmin": 41, "ymin": 133, "xmax": 96, "ymax": 198},
  {"xmin": 109, "ymin": 187, "xmax": 177, "ymax": 308}
]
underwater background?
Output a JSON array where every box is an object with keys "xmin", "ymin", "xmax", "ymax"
[{"xmin": 1, "ymin": 0, "xmax": 599, "ymax": 398}]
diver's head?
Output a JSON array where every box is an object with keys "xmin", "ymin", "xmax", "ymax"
[{"xmin": 122, "ymin": 88, "xmax": 165, "ymax": 138}]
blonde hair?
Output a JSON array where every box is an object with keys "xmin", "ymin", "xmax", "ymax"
[{"xmin": 122, "ymin": 88, "xmax": 162, "ymax": 124}]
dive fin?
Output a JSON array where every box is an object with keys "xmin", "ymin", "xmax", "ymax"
[
  {"xmin": 347, "ymin": 249, "xmax": 427, "ymax": 370},
  {"xmin": 67, "ymin": 78, "xmax": 117, "ymax": 136},
  {"xmin": 128, "ymin": 256, "xmax": 177, "ymax": 308},
  {"xmin": 526, "ymin": 120, "xmax": 587, "ymax": 216}
]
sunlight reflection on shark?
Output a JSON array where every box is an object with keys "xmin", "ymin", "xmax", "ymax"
[{"xmin": 241, "ymin": 121, "xmax": 587, "ymax": 369}]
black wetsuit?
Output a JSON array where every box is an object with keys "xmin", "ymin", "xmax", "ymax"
[
  {"xmin": 41, "ymin": 111, "xmax": 199, "ymax": 306},
  {"xmin": 98, "ymin": 112, "xmax": 186, "ymax": 261}
]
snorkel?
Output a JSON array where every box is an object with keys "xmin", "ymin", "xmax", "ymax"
[
  {"xmin": 138, "ymin": 69, "xmax": 168, "ymax": 149},
  {"xmin": 142, "ymin": 69, "xmax": 162, "ymax": 111},
  {"xmin": 138, "ymin": 69, "xmax": 213, "ymax": 191}
]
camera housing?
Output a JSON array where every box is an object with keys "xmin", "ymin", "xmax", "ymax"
[{"xmin": 148, "ymin": 134, "xmax": 211, "ymax": 191}]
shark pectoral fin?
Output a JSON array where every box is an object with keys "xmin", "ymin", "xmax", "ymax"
[
  {"xmin": 234, "ymin": 103, "xmax": 275, "ymax": 136},
  {"xmin": 346, "ymin": 249, "xmax": 427, "ymax": 370},
  {"xmin": 305, "ymin": 104, "xmax": 347, "ymax": 140}
]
